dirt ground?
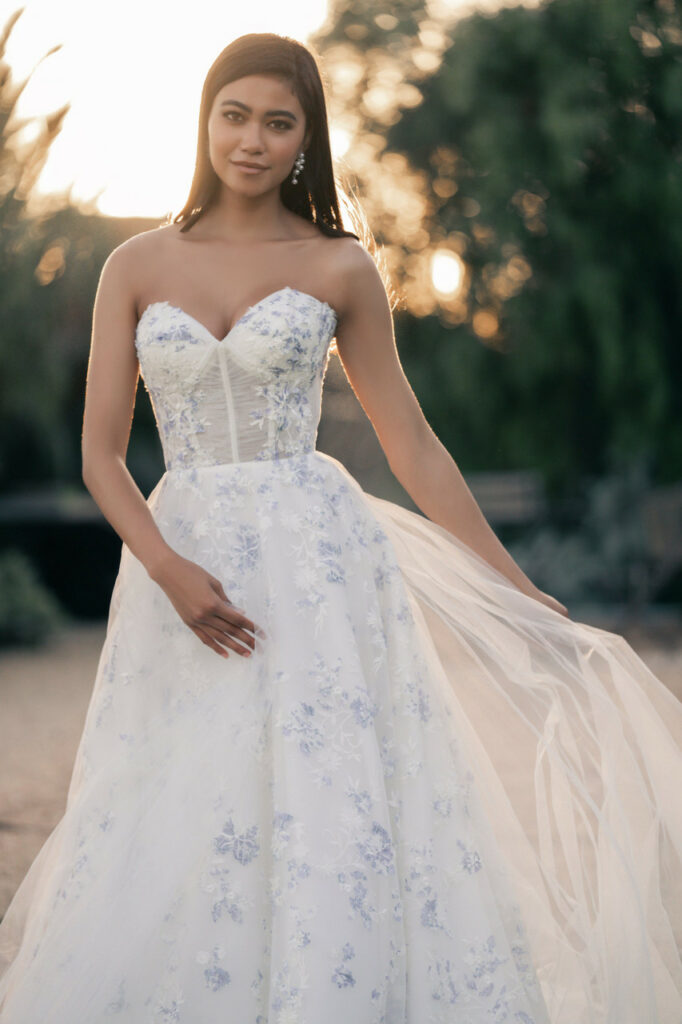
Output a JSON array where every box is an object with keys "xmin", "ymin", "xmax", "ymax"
[{"xmin": 1, "ymin": 615, "xmax": 680, "ymax": 920}]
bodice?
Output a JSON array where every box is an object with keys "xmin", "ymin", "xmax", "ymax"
[{"xmin": 134, "ymin": 287, "xmax": 338, "ymax": 470}]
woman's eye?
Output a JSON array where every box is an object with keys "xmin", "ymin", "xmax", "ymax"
[{"xmin": 220, "ymin": 112, "xmax": 291, "ymax": 130}]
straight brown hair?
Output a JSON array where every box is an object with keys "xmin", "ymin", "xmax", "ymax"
[{"xmin": 173, "ymin": 32, "xmax": 359, "ymax": 240}]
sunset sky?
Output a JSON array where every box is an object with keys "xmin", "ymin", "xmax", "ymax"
[
  {"xmin": 5, "ymin": 0, "xmax": 333, "ymax": 218},
  {"xmin": 5, "ymin": 0, "xmax": 501, "ymax": 219}
]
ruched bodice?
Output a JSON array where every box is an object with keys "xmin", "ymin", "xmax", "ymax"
[{"xmin": 134, "ymin": 287, "xmax": 338, "ymax": 470}]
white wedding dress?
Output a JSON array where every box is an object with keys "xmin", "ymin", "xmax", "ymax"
[{"xmin": 0, "ymin": 287, "xmax": 680, "ymax": 1023}]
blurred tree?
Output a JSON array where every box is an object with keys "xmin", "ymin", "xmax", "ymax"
[
  {"xmin": 0, "ymin": 8, "xmax": 70, "ymax": 489},
  {"xmin": 0, "ymin": 9, "xmax": 163, "ymax": 494},
  {"xmin": 314, "ymin": 0, "xmax": 682, "ymax": 495}
]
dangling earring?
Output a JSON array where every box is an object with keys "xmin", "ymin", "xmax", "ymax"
[{"xmin": 290, "ymin": 150, "xmax": 305, "ymax": 185}]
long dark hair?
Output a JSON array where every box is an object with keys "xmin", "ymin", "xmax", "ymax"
[{"xmin": 173, "ymin": 33, "xmax": 358, "ymax": 240}]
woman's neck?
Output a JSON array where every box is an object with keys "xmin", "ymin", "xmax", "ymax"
[{"xmin": 196, "ymin": 190, "xmax": 308, "ymax": 243}]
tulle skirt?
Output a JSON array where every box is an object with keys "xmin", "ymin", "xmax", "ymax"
[
  {"xmin": 0, "ymin": 449, "xmax": 680, "ymax": 1023},
  {"xmin": 365, "ymin": 482, "xmax": 682, "ymax": 1022}
]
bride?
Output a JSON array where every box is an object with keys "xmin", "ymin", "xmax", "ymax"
[{"xmin": 0, "ymin": 31, "xmax": 680, "ymax": 1024}]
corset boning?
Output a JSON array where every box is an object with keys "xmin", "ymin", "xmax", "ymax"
[
  {"xmin": 143, "ymin": 344, "xmax": 332, "ymax": 469},
  {"xmin": 134, "ymin": 291, "xmax": 338, "ymax": 470}
]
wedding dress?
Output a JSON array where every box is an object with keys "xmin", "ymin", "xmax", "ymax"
[{"xmin": 0, "ymin": 286, "xmax": 680, "ymax": 1023}]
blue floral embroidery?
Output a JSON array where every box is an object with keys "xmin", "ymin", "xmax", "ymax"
[
  {"xmin": 346, "ymin": 870, "xmax": 377, "ymax": 929},
  {"xmin": 204, "ymin": 964, "xmax": 231, "ymax": 991},
  {"xmin": 213, "ymin": 818, "xmax": 260, "ymax": 865},
  {"xmin": 197, "ymin": 946, "xmax": 232, "ymax": 992},
  {"xmin": 356, "ymin": 822, "xmax": 395, "ymax": 875},
  {"xmin": 281, "ymin": 702, "xmax": 325, "ymax": 756},
  {"xmin": 350, "ymin": 690, "xmax": 378, "ymax": 727},
  {"xmin": 421, "ymin": 896, "xmax": 445, "ymax": 930},
  {"xmin": 458, "ymin": 840, "xmax": 483, "ymax": 874},
  {"xmin": 331, "ymin": 960, "xmax": 356, "ymax": 989},
  {"xmin": 32, "ymin": 291, "xmax": 548, "ymax": 1023},
  {"xmin": 232, "ymin": 524, "xmax": 261, "ymax": 574},
  {"xmin": 152, "ymin": 998, "xmax": 182, "ymax": 1023},
  {"xmin": 347, "ymin": 786, "xmax": 373, "ymax": 814},
  {"xmin": 135, "ymin": 293, "xmax": 336, "ymax": 470}
]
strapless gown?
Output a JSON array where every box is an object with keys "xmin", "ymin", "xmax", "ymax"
[{"xmin": 0, "ymin": 287, "xmax": 680, "ymax": 1023}]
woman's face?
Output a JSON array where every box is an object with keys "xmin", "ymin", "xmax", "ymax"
[{"xmin": 207, "ymin": 75, "xmax": 310, "ymax": 196}]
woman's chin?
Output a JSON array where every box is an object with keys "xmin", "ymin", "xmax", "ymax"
[{"xmin": 223, "ymin": 170, "xmax": 283, "ymax": 197}]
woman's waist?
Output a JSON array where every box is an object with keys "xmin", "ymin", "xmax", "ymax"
[
  {"xmin": 145, "ymin": 447, "xmax": 358, "ymax": 533},
  {"xmin": 164, "ymin": 444, "xmax": 318, "ymax": 475},
  {"xmin": 159, "ymin": 419, "xmax": 321, "ymax": 474}
]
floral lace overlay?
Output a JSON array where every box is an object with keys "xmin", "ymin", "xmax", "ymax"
[
  {"xmin": 134, "ymin": 288, "xmax": 338, "ymax": 470},
  {"xmin": 0, "ymin": 288, "xmax": 550, "ymax": 1024}
]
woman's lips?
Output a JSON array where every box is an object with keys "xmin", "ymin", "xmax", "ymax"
[{"xmin": 232, "ymin": 162, "xmax": 268, "ymax": 174}]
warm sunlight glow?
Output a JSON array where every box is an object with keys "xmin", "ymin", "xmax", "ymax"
[
  {"xmin": 472, "ymin": 309, "xmax": 499, "ymax": 338},
  {"xmin": 6, "ymin": 0, "xmax": 509, "ymax": 219},
  {"xmin": 6, "ymin": 0, "xmax": 331, "ymax": 218},
  {"xmin": 329, "ymin": 125, "xmax": 352, "ymax": 159},
  {"xmin": 427, "ymin": 0, "xmax": 542, "ymax": 18},
  {"xmin": 430, "ymin": 249, "xmax": 465, "ymax": 297}
]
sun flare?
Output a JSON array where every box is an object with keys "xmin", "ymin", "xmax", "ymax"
[{"xmin": 5, "ymin": 0, "xmax": 333, "ymax": 218}]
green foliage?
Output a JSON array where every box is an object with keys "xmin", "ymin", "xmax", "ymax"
[
  {"xmin": 317, "ymin": 0, "xmax": 682, "ymax": 493},
  {"xmin": 1, "ymin": 1, "xmax": 680, "ymax": 518},
  {"xmin": 0, "ymin": 547, "xmax": 66, "ymax": 646},
  {"xmin": 0, "ymin": 10, "xmax": 72, "ymax": 489},
  {"xmin": 0, "ymin": 9, "xmax": 165, "ymax": 496}
]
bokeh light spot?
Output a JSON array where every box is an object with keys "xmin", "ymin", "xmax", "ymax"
[{"xmin": 431, "ymin": 249, "xmax": 464, "ymax": 296}]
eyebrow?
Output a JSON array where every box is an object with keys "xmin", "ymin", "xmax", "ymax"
[{"xmin": 220, "ymin": 99, "xmax": 298, "ymax": 121}]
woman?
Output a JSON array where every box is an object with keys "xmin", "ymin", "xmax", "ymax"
[{"xmin": 0, "ymin": 31, "xmax": 679, "ymax": 1024}]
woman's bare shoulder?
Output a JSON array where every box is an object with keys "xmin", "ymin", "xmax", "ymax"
[
  {"xmin": 106, "ymin": 223, "xmax": 174, "ymax": 270},
  {"xmin": 99, "ymin": 225, "xmax": 177, "ymax": 315},
  {"xmin": 328, "ymin": 235, "xmax": 384, "ymax": 295},
  {"xmin": 331, "ymin": 233, "xmax": 372, "ymax": 265}
]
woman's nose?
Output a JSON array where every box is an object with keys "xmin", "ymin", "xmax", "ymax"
[{"xmin": 239, "ymin": 122, "xmax": 265, "ymax": 151}]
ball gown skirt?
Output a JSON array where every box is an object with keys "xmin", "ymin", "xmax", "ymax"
[{"xmin": 0, "ymin": 288, "xmax": 680, "ymax": 1023}]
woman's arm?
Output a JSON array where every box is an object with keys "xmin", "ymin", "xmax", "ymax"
[
  {"xmin": 333, "ymin": 241, "xmax": 567, "ymax": 614},
  {"xmin": 82, "ymin": 241, "xmax": 174, "ymax": 578},
  {"xmin": 81, "ymin": 239, "xmax": 261, "ymax": 655}
]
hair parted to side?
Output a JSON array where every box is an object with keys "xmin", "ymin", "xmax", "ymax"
[
  {"xmin": 172, "ymin": 33, "xmax": 354, "ymax": 239},
  {"xmin": 169, "ymin": 32, "xmax": 396, "ymax": 309}
]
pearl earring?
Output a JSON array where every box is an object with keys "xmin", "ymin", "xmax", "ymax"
[{"xmin": 290, "ymin": 150, "xmax": 305, "ymax": 185}]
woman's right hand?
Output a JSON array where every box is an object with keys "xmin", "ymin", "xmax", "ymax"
[
  {"xmin": 528, "ymin": 586, "xmax": 570, "ymax": 619},
  {"xmin": 148, "ymin": 550, "xmax": 261, "ymax": 658}
]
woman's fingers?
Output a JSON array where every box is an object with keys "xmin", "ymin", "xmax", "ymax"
[
  {"xmin": 221, "ymin": 604, "xmax": 257, "ymax": 637},
  {"xmin": 192, "ymin": 622, "xmax": 252, "ymax": 659},
  {"xmin": 199, "ymin": 607, "xmax": 256, "ymax": 654},
  {"xmin": 188, "ymin": 576, "xmax": 268, "ymax": 658},
  {"xmin": 209, "ymin": 578, "xmax": 267, "ymax": 640},
  {"xmin": 211, "ymin": 595, "xmax": 267, "ymax": 642},
  {"xmin": 194, "ymin": 597, "xmax": 260, "ymax": 657},
  {"xmin": 203, "ymin": 613, "xmax": 257, "ymax": 652},
  {"xmin": 192, "ymin": 625, "xmax": 231, "ymax": 658},
  {"xmin": 549, "ymin": 595, "xmax": 569, "ymax": 617},
  {"xmin": 200, "ymin": 621, "xmax": 253, "ymax": 657}
]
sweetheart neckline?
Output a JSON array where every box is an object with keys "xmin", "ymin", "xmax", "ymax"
[{"xmin": 136, "ymin": 286, "xmax": 338, "ymax": 345}]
